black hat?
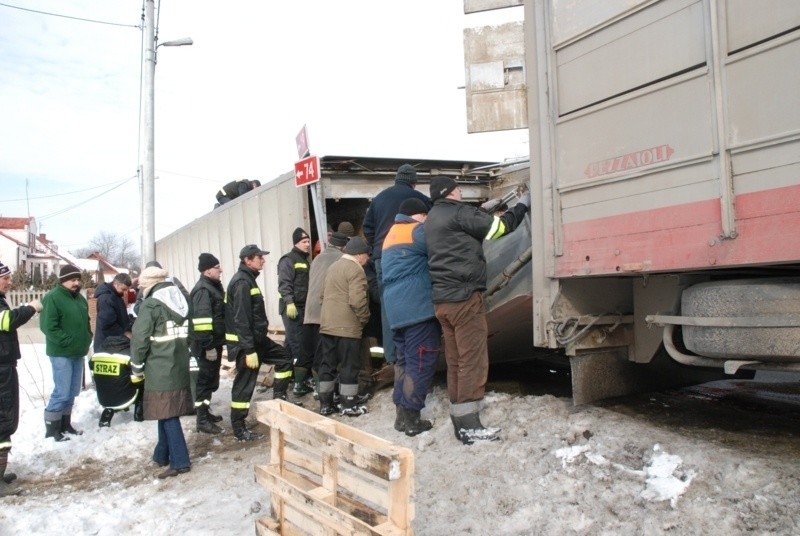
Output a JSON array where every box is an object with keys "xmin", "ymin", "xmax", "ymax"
[
  {"xmin": 198, "ymin": 253, "xmax": 220, "ymax": 272},
  {"xmin": 430, "ymin": 176, "xmax": 458, "ymax": 202},
  {"xmin": 395, "ymin": 164, "xmax": 418, "ymax": 184},
  {"xmin": 239, "ymin": 244, "xmax": 269, "ymax": 259},
  {"xmin": 343, "ymin": 236, "xmax": 369, "ymax": 255},
  {"xmin": 59, "ymin": 264, "xmax": 81, "ymax": 282},
  {"xmin": 0, "ymin": 261, "xmax": 10, "ymax": 278},
  {"xmin": 399, "ymin": 198, "xmax": 428, "ymax": 216},
  {"xmin": 292, "ymin": 227, "xmax": 309, "ymax": 245},
  {"xmin": 329, "ymin": 232, "xmax": 348, "ymax": 248},
  {"xmin": 145, "ymin": 260, "xmax": 162, "ymax": 269}
]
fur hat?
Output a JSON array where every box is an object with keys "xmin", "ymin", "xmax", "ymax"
[
  {"xmin": 292, "ymin": 227, "xmax": 309, "ymax": 245},
  {"xmin": 329, "ymin": 232, "xmax": 349, "ymax": 248},
  {"xmin": 198, "ymin": 253, "xmax": 220, "ymax": 272},
  {"xmin": 138, "ymin": 266, "xmax": 168, "ymax": 296},
  {"xmin": 399, "ymin": 198, "xmax": 428, "ymax": 216},
  {"xmin": 343, "ymin": 236, "xmax": 369, "ymax": 255},
  {"xmin": 395, "ymin": 164, "xmax": 418, "ymax": 184},
  {"xmin": 0, "ymin": 261, "xmax": 10, "ymax": 278},
  {"xmin": 337, "ymin": 221, "xmax": 355, "ymax": 237},
  {"xmin": 59, "ymin": 264, "xmax": 81, "ymax": 282},
  {"xmin": 430, "ymin": 176, "xmax": 458, "ymax": 202}
]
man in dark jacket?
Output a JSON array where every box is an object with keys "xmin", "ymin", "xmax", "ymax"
[
  {"xmin": 425, "ymin": 177, "xmax": 530, "ymax": 445},
  {"xmin": 189, "ymin": 253, "xmax": 226, "ymax": 434},
  {"xmin": 278, "ymin": 228, "xmax": 313, "ymax": 398},
  {"xmin": 226, "ymin": 244, "xmax": 293, "ymax": 441},
  {"xmin": 215, "ymin": 179, "xmax": 260, "ymax": 207},
  {"xmin": 93, "ymin": 273, "xmax": 132, "ymax": 353},
  {"xmin": 0, "ymin": 261, "xmax": 41, "ymax": 496},
  {"xmin": 363, "ymin": 163, "xmax": 432, "ymax": 368}
]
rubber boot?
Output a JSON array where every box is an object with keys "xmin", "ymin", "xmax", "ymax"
[
  {"xmin": 292, "ymin": 367, "xmax": 313, "ymax": 397},
  {"xmin": 206, "ymin": 408, "xmax": 223, "ymax": 423},
  {"xmin": 403, "ymin": 408, "xmax": 433, "ymax": 437},
  {"xmin": 61, "ymin": 414, "xmax": 83, "ymax": 436},
  {"xmin": 340, "ymin": 395, "xmax": 367, "ymax": 417},
  {"xmin": 272, "ymin": 376, "xmax": 290, "ymax": 401},
  {"xmin": 231, "ymin": 413, "xmax": 263, "ymax": 442},
  {"xmin": 133, "ymin": 396, "xmax": 144, "ymax": 422},
  {"xmin": 394, "ymin": 405, "xmax": 406, "ymax": 432},
  {"xmin": 311, "ymin": 370, "xmax": 320, "ymax": 401},
  {"xmin": 0, "ymin": 449, "xmax": 20, "ymax": 497},
  {"xmin": 196, "ymin": 406, "xmax": 223, "ymax": 434},
  {"xmin": 99, "ymin": 408, "xmax": 114, "ymax": 427},
  {"xmin": 319, "ymin": 390, "xmax": 335, "ymax": 416},
  {"xmin": 452, "ymin": 412, "xmax": 500, "ymax": 445},
  {"xmin": 45, "ymin": 416, "xmax": 69, "ymax": 442}
]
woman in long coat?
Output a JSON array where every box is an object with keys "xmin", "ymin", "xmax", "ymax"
[{"xmin": 130, "ymin": 267, "xmax": 193, "ymax": 478}]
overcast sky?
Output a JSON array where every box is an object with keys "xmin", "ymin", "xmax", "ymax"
[{"xmin": 0, "ymin": 0, "xmax": 526, "ymax": 256}]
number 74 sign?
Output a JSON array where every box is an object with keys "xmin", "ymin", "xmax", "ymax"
[{"xmin": 294, "ymin": 155, "xmax": 320, "ymax": 187}]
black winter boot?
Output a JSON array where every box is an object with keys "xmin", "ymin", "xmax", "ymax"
[
  {"xmin": 232, "ymin": 418, "xmax": 263, "ymax": 442},
  {"xmin": 272, "ymin": 377, "xmax": 290, "ymax": 401},
  {"xmin": 404, "ymin": 408, "xmax": 433, "ymax": 437},
  {"xmin": 452, "ymin": 412, "xmax": 500, "ymax": 445},
  {"xmin": 0, "ymin": 449, "xmax": 20, "ymax": 497},
  {"xmin": 133, "ymin": 395, "xmax": 144, "ymax": 422},
  {"xmin": 319, "ymin": 390, "xmax": 335, "ymax": 416},
  {"xmin": 196, "ymin": 406, "xmax": 223, "ymax": 434},
  {"xmin": 206, "ymin": 408, "xmax": 223, "ymax": 423},
  {"xmin": 394, "ymin": 405, "xmax": 406, "ymax": 432},
  {"xmin": 45, "ymin": 417, "xmax": 69, "ymax": 442},
  {"xmin": 340, "ymin": 395, "xmax": 367, "ymax": 417},
  {"xmin": 61, "ymin": 414, "xmax": 83, "ymax": 436},
  {"xmin": 98, "ymin": 408, "xmax": 114, "ymax": 427}
]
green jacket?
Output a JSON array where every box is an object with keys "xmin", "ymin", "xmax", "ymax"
[{"xmin": 40, "ymin": 285, "xmax": 92, "ymax": 358}]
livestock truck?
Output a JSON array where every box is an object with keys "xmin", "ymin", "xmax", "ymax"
[{"xmin": 465, "ymin": 0, "xmax": 800, "ymax": 403}]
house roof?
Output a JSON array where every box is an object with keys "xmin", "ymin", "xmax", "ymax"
[
  {"xmin": 0, "ymin": 217, "xmax": 33, "ymax": 230},
  {"xmin": 0, "ymin": 230, "xmax": 27, "ymax": 248}
]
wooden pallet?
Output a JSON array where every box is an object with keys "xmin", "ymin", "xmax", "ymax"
[{"xmin": 255, "ymin": 399, "xmax": 415, "ymax": 536}]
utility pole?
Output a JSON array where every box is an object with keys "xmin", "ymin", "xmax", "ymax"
[{"xmin": 141, "ymin": 0, "xmax": 156, "ymax": 269}]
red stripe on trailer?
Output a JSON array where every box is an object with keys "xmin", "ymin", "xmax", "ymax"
[{"xmin": 556, "ymin": 183, "xmax": 800, "ymax": 277}]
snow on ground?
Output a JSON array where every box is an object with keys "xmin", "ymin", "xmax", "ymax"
[{"xmin": 2, "ymin": 343, "xmax": 799, "ymax": 535}]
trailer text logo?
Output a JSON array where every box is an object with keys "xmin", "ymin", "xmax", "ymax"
[{"xmin": 585, "ymin": 144, "xmax": 674, "ymax": 178}]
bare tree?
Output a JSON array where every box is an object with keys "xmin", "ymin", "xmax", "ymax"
[{"xmin": 76, "ymin": 231, "xmax": 141, "ymax": 271}]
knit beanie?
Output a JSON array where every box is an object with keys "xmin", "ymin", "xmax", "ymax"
[
  {"xmin": 198, "ymin": 253, "xmax": 220, "ymax": 272},
  {"xmin": 138, "ymin": 266, "xmax": 168, "ymax": 296},
  {"xmin": 0, "ymin": 261, "xmax": 10, "ymax": 278},
  {"xmin": 59, "ymin": 264, "xmax": 81, "ymax": 282},
  {"xmin": 329, "ymin": 232, "xmax": 348, "ymax": 248},
  {"xmin": 395, "ymin": 164, "xmax": 418, "ymax": 184},
  {"xmin": 337, "ymin": 221, "xmax": 355, "ymax": 237},
  {"xmin": 430, "ymin": 176, "xmax": 458, "ymax": 202},
  {"xmin": 292, "ymin": 227, "xmax": 309, "ymax": 245},
  {"xmin": 398, "ymin": 198, "xmax": 428, "ymax": 216},
  {"xmin": 343, "ymin": 236, "xmax": 370, "ymax": 255}
]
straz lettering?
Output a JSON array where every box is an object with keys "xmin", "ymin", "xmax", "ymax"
[
  {"xmin": 584, "ymin": 144, "xmax": 674, "ymax": 179},
  {"xmin": 93, "ymin": 362, "xmax": 120, "ymax": 376}
]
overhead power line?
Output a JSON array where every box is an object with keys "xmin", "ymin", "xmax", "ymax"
[
  {"xmin": 0, "ymin": 2, "xmax": 141, "ymax": 28},
  {"xmin": 37, "ymin": 175, "xmax": 137, "ymax": 222},
  {"xmin": 0, "ymin": 176, "xmax": 135, "ymax": 203}
]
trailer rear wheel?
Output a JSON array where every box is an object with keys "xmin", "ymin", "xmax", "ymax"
[{"xmin": 681, "ymin": 277, "xmax": 800, "ymax": 361}]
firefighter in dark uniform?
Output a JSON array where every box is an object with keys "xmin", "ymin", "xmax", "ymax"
[
  {"xmin": 215, "ymin": 179, "xmax": 261, "ymax": 207},
  {"xmin": 0, "ymin": 261, "xmax": 41, "ymax": 496},
  {"xmin": 90, "ymin": 335, "xmax": 143, "ymax": 427},
  {"xmin": 226, "ymin": 244, "xmax": 292, "ymax": 441},
  {"xmin": 189, "ymin": 253, "xmax": 226, "ymax": 434},
  {"xmin": 278, "ymin": 228, "xmax": 314, "ymax": 398}
]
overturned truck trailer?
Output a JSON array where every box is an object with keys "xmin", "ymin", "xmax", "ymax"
[
  {"xmin": 466, "ymin": 0, "xmax": 800, "ymax": 403},
  {"xmin": 155, "ymin": 156, "xmax": 528, "ymax": 328}
]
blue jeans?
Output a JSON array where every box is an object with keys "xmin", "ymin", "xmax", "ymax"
[
  {"xmin": 44, "ymin": 357, "xmax": 84, "ymax": 415},
  {"xmin": 153, "ymin": 417, "xmax": 190, "ymax": 470}
]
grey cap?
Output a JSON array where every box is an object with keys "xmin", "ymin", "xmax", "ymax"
[{"xmin": 239, "ymin": 244, "xmax": 269, "ymax": 258}]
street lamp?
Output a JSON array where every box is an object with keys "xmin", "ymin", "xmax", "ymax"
[{"xmin": 141, "ymin": 0, "xmax": 192, "ymax": 269}]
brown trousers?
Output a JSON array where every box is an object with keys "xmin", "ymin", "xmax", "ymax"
[{"xmin": 434, "ymin": 291, "xmax": 489, "ymax": 404}]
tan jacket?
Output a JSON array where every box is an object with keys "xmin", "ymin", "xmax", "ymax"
[{"xmin": 319, "ymin": 255, "xmax": 370, "ymax": 339}]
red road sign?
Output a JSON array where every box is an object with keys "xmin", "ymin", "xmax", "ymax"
[{"xmin": 294, "ymin": 155, "xmax": 320, "ymax": 187}]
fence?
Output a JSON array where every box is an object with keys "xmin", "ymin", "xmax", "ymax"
[{"xmin": 5, "ymin": 290, "xmax": 48, "ymax": 309}]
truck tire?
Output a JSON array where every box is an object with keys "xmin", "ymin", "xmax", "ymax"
[{"xmin": 681, "ymin": 277, "xmax": 800, "ymax": 361}]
